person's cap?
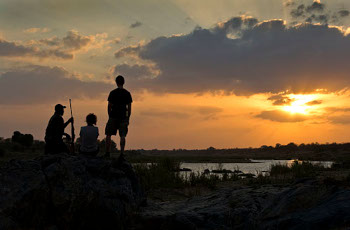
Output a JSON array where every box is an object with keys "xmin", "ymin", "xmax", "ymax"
[{"xmin": 55, "ymin": 104, "xmax": 66, "ymax": 111}]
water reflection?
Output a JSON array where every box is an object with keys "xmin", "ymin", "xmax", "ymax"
[{"xmin": 180, "ymin": 159, "xmax": 333, "ymax": 176}]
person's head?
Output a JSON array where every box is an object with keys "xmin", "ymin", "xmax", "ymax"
[
  {"xmin": 115, "ymin": 75, "xmax": 125, "ymax": 88},
  {"xmin": 54, "ymin": 104, "xmax": 66, "ymax": 116},
  {"xmin": 86, "ymin": 113, "xmax": 97, "ymax": 126}
]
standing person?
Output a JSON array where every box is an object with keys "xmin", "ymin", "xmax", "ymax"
[
  {"xmin": 45, "ymin": 104, "xmax": 74, "ymax": 154},
  {"xmin": 79, "ymin": 113, "xmax": 99, "ymax": 157},
  {"xmin": 105, "ymin": 75, "xmax": 132, "ymax": 158}
]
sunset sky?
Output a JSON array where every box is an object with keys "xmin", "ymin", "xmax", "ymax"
[{"xmin": 1, "ymin": 0, "xmax": 350, "ymax": 149}]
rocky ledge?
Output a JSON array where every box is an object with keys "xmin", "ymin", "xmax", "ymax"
[
  {"xmin": 135, "ymin": 179, "xmax": 350, "ymax": 230},
  {"xmin": 0, "ymin": 154, "xmax": 146, "ymax": 230}
]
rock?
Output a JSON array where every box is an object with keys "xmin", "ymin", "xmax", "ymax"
[
  {"xmin": 135, "ymin": 181, "xmax": 350, "ymax": 230},
  {"xmin": 174, "ymin": 168, "xmax": 192, "ymax": 172},
  {"xmin": 0, "ymin": 154, "xmax": 146, "ymax": 230},
  {"xmin": 212, "ymin": 169, "xmax": 233, "ymax": 174},
  {"xmin": 180, "ymin": 168, "xmax": 192, "ymax": 172},
  {"xmin": 203, "ymin": 169, "xmax": 210, "ymax": 174}
]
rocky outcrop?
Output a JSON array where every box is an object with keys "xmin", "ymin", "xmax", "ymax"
[
  {"xmin": 135, "ymin": 180, "xmax": 350, "ymax": 230},
  {"xmin": 0, "ymin": 154, "xmax": 145, "ymax": 230}
]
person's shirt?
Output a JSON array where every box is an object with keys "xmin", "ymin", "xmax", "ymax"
[
  {"xmin": 108, "ymin": 88, "xmax": 132, "ymax": 120},
  {"xmin": 45, "ymin": 113, "xmax": 64, "ymax": 141},
  {"xmin": 79, "ymin": 125, "xmax": 99, "ymax": 152}
]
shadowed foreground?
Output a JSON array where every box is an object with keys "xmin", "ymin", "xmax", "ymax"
[
  {"xmin": 2, "ymin": 154, "xmax": 350, "ymax": 230},
  {"xmin": 135, "ymin": 179, "xmax": 350, "ymax": 229},
  {"xmin": 0, "ymin": 154, "xmax": 145, "ymax": 230}
]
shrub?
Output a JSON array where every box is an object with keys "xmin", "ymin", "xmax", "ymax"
[
  {"xmin": 270, "ymin": 161, "xmax": 326, "ymax": 179},
  {"xmin": 0, "ymin": 147, "xmax": 5, "ymax": 157},
  {"xmin": 134, "ymin": 157, "xmax": 237, "ymax": 191}
]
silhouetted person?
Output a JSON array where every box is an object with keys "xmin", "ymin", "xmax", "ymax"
[
  {"xmin": 79, "ymin": 113, "xmax": 99, "ymax": 157},
  {"xmin": 105, "ymin": 75, "xmax": 132, "ymax": 158},
  {"xmin": 45, "ymin": 104, "xmax": 74, "ymax": 154}
]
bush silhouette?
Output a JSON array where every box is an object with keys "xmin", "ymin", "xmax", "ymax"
[{"xmin": 11, "ymin": 131, "xmax": 34, "ymax": 147}]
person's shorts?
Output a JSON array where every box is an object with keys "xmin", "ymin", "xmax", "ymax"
[{"xmin": 105, "ymin": 118, "xmax": 129, "ymax": 137}]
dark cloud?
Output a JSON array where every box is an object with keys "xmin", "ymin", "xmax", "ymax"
[
  {"xmin": 288, "ymin": 1, "xmax": 349, "ymax": 25},
  {"xmin": 0, "ymin": 39, "xmax": 72, "ymax": 60},
  {"xmin": 268, "ymin": 95, "xmax": 295, "ymax": 106},
  {"xmin": 339, "ymin": 10, "xmax": 350, "ymax": 17},
  {"xmin": 256, "ymin": 110, "xmax": 309, "ymax": 123},
  {"xmin": 62, "ymin": 30, "xmax": 92, "ymax": 50},
  {"xmin": 0, "ymin": 65, "xmax": 112, "ymax": 105},
  {"xmin": 306, "ymin": 100, "xmax": 322, "ymax": 105},
  {"xmin": 291, "ymin": 4, "xmax": 305, "ymax": 18},
  {"xmin": 306, "ymin": 2, "xmax": 325, "ymax": 13},
  {"xmin": 130, "ymin": 21, "xmax": 142, "ymax": 29},
  {"xmin": 114, "ymin": 16, "xmax": 350, "ymax": 95}
]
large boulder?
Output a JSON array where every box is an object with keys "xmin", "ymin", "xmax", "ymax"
[{"xmin": 0, "ymin": 154, "xmax": 146, "ymax": 230}]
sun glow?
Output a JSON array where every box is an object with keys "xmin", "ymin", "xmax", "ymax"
[{"xmin": 282, "ymin": 94, "xmax": 318, "ymax": 115}]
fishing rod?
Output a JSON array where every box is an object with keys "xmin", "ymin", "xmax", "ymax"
[{"xmin": 69, "ymin": 99, "xmax": 75, "ymax": 154}]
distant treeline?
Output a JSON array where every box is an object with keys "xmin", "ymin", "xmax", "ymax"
[
  {"xmin": 1, "ymin": 131, "xmax": 350, "ymax": 159},
  {"xmin": 131, "ymin": 142, "xmax": 350, "ymax": 153}
]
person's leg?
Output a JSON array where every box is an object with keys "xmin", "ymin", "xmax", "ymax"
[
  {"xmin": 118, "ymin": 120, "xmax": 128, "ymax": 158},
  {"xmin": 105, "ymin": 118, "xmax": 117, "ymax": 157},
  {"xmin": 105, "ymin": 135, "xmax": 112, "ymax": 157},
  {"xmin": 120, "ymin": 136, "xmax": 125, "ymax": 155},
  {"xmin": 58, "ymin": 141, "xmax": 69, "ymax": 154}
]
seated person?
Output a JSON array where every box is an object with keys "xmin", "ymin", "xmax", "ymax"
[
  {"xmin": 79, "ymin": 113, "xmax": 99, "ymax": 156},
  {"xmin": 45, "ymin": 104, "xmax": 73, "ymax": 154}
]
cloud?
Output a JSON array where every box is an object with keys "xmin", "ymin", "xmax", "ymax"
[
  {"xmin": 139, "ymin": 106, "xmax": 222, "ymax": 120},
  {"xmin": 288, "ymin": 0, "xmax": 349, "ymax": 25},
  {"xmin": 0, "ymin": 65, "xmax": 112, "ymax": 105},
  {"xmin": 0, "ymin": 39, "xmax": 72, "ymax": 59},
  {"xmin": 113, "ymin": 63, "xmax": 160, "ymax": 80},
  {"xmin": 112, "ymin": 38, "xmax": 121, "ymax": 44},
  {"xmin": 0, "ymin": 30, "xmax": 111, "ymax": 60},
  {"xmin": 130, "ymin": 21, "xmax": 142, "ymax": 29},
  {"xmin": 140, "ymin": 109, "xmax": 189, "ymax": 119},
  {"xmin": 306, "ymin": 2, "xmax": 325, "ymax": 13},
  {"xmin": 339, "ymin": 10, "xmax": 350, "ymax": 17},
  {"xmin": 328, "ymin": 115, "xmax": 350, "ymax": 124},
  {"xmin": 306, "ymin": 100, "xmax": 322, "ymax": 105},
  {"xmin": 24, "ymin": 27, "xmax": 50, "ymax": 34},
  {"xmin": 114, "ymin": 44, "xmax": 141, "ymax": 58},
  {"xmin": 62, "ymin": 30, "xmax": 92, "ymax": 50},
  {"xmin": 325, "ymin": 107, "xmax": 350, "ymax": 113},
  {"xmin": 39, "ymin": 30, "xmax": 107, "ymax": 51},
  {"xmin": 268, "ymin": 95, "xmax": 295, "ymax": 106},
  {"xmin": 256, "ymin": 110, "xmax": 309, "ymax": 122},
  {"xmin": 114, "ymin": 16, "xmax": 350, "ymax": 95}
]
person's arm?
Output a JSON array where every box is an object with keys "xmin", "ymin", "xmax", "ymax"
[
  {"xmin": 127, "ymin": 103, "xmax": 132, "ymax": 119},
  {"xmin": 63, "ymin": 133, "xmax": 71, "ymax": 141},
  {"xmin": 108, "ymin": 102, "xmax": 113, "ymax": 117},
  {"xmin": 64, "ymin": 117, "xmax": 73, "ymax": 128}
]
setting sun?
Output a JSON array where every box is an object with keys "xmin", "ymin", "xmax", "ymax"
[{"xmin": 282, "ymin": 94, "xmax": 318, "ymax": 115}]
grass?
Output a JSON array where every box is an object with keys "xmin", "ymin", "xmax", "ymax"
[{"xmin": 133, "ymin": 158, "xmax": 240, "ymax": 192}]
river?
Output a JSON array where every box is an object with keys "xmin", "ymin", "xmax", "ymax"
[{"xmin": 180, "ymin": 159, "xmax": 333, "ymax": 175}]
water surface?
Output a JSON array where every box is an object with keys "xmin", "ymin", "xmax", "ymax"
[{"xmin": 180, "ymin": 159, "xmax": 333, "ymax": 175}]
